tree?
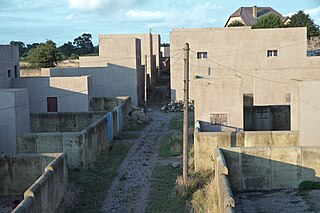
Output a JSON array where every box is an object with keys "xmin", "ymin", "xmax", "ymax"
[
  {"xmin": 26, "ymin": 40, "xmax": 62, "ymax": 68},
  {"xmin": 73, "ymin": 33, "xmax": 94, "ymax": 55},
  {"xmin": 59, "ymin": 41, "xmax": 75, "ymax": 58},
  {"xmin": 227, "ymin": 20, "xmax": 245, "ymax": 27},
  {"xmin": 253, "ymin": 14, "xmax": 284, "ymax": 29},
  {"xmin": 288, "ymin": 11, "xmax": 320, "ymax": 39},
  {"xmin": 10, "ymin": 41, "xmax": 27, "ymax": 57}
]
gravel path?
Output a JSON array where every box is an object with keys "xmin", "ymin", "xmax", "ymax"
[{"xmin": 101, "ymin": 108, "xmax": 173, "ymax": 213}]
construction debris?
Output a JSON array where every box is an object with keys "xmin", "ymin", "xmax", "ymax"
[
  {"xmin": 129, "ymin": 106, "xmax": 150, "ymax": 124},
  {"xmin": 160, "ymin": 100, "xmax": 194, "ymax": 112}
]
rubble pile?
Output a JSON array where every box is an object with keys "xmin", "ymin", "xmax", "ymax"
[
  {"xmin": 161, "ymin": 100, "xmax": 194, "ymax": 112},
  {"xmin": 128, "ymin": 106, "xmax": 150, "ymax": 124}
]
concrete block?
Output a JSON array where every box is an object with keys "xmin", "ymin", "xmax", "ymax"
[
  {"xmin": 62, "ymin": 132, "xmax": 84, "ymax": 168},
  {"xmin": 16, "ymin": 134, "xmax": 37, "ymax": 153},
  {"xmin": 36, "ymin": 133, "xmax": 63, "ymax": 153},
  {"xmin": 244, "ymin": 131, "xmax": 271, "ymax": 147},
  {"xmin": 271, "ymin": 131, "xmax": 298, "ymax": 146},
  {"xmin": 271, "ymin": 146, "xmax": 301, "ymax": 189},
  {"xmin": 241, "ymin": 147, "xmax": 271, "ymax": 191},
  {"xmin": 301, "ymin": 147, "xmax": 320, "ymax": 182}
]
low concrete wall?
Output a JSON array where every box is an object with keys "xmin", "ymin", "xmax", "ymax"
[
  {"xmin": 19, "ymin": 97, "xmax": 131, "ymax": 168},
  {"xmin": 214, "ymin": 149, "xmax": 235, "ymax": 213},
  {"xmin": 12, "ymin": 153, "xmax": 68, "ymax": 212},
  {"xmin": 17, "ymin": 132, "xmax": 85, "ymax": 168},
  {"xmin": 194, "ymin": 122, "xmax": 298, "ymax": 170},
  {"xmin": 30, "ymin": 112, "xmax": 107, "ymax": 132},
  {"xmin": 221, "ymin": 146, "xmax": 320, "ymax": 191},
  {"xmin": 0, "ymin": 153, "xmax": 62, "ymax": 195}
]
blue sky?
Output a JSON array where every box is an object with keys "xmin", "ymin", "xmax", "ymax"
[{"xmin": 1, "ymin": 0, "xmax": 320, "ymax": 46}]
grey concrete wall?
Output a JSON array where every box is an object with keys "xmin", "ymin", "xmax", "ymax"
[
  {"xmin": 0, "ymin": 89, "xmax": 30, "ymax": 154},
  {"xmin": 0, "ymin": 45, "xmax": 19, "ymax": 89},
  {"xmin": 194, "ymin": 76, "xmax": 243, "ymax": 130},
  {"xmin": 214, "ymin": 149, "xmax": 235, "ymax": 213},
  {"xmin": 30, "ymin": 111, "xmax": 107, "ymax": 132},
  {"xmin": 221, "ymin": 147, "xmax": 320, "ymax": 191},
  {"xmin": 48, "ymin": 65, "xmax": 140, "ymax": 106},
  {"xmin": 170, "ymin": 27, "xmax": 309, "ymax": 102},
  {"xmin": 12, "ymin": 76, "xmax": 91, "ymax": 113},
  {"xmin": 20, "ymin": 69, "xmax": 42, "ymax": 77},
  {"xmin": 291, "ymin": 79, "xmax": 320, "ymax": 146},
  {"xmin": 17, "ymin": 132, "xmax": 84, "ymax": 168},
  {"xmin": 0, "ymin": 153, "xmax": 66, "ymax": 195},
  {"xmin": 194, "ymin": 122, "xmax": 298, "ymax": 171},
  {"xmin": 12, "ymin": 153, "xmax": 68, "ymax": 212},
  {"xmin": 21, "ymin": 99, "xmax": 131, "ymax": 168}
]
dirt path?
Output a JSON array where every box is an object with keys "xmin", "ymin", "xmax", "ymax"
[{"xmin": 100, "ymin": 108, "xmax": 174, "ymax": 213}]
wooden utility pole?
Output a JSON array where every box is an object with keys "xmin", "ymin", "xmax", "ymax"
[
  {"xmin": 183, "ymin": 43, "xmax": 190, "ymax": 183},
  {"xmin": 144, "ymin": 54, "xmax": 148, "ymax": 113}
]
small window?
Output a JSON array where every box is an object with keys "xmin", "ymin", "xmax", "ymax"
[
  {"xmin": 7, "ymin": 70, "xmax": 11, "ymax": 78},
  {"xmin": 197, "ymin": 52, "xmax": 207, "ymax": 59},
  {"xmin": 47, "ymin": 97, "xmax": 58, "ymax": 112},
  {"xmin": 210, "ymin": 113, "xmax": 228, "ymax": 125},
  {"xmin": 14, "ymin": 65, "xmax": 18, "ymax": 78},
  {"xmin": 267, "ymin": 50, "xmax": 278, "ymax": 57}
]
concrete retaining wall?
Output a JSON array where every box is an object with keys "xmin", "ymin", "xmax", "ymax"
[
  {"xmin": 214, "ymin": 149, "xmax": 235, "ymax": 213},
  {"xmin": 12, "ymin": 153, "xmax": 68, "ymax": 212},
  {"xmin": 221, "ymin": 147, "xmax": 320, "ymax": 191},
  {"xmin": 30, "ymin": 112, "xmax": 107, "ymax": 132},
  {"xmin": 194, "ymin": 123, "xmax": 298, "ymax": 170},
  {"xmin": 18, "ymin": 97, "xmax": 131, "ymax": 168}
]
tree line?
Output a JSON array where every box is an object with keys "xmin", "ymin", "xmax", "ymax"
[
  {"xmin": 228, "ymin": 10, "xmax": 320, "ymax": 39},
  {"xmin": 10, "ymin": 33, "xmax": 98, "ymax": 68}
]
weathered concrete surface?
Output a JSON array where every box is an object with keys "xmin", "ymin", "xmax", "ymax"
[
  {"xmin": 0, "ymin": 88, "xmax": 30, "ymax": 154},
  {"xmin": 13, "ymin": 153, "xmax": 68, "ymax": 213},
  {"xmin": 214, "ymin": 149, "xmax": 235, "ymax": 213},
  {"xmin": 17, "ymin": 132, "xmax": 84, "ymax": 168},
  {"xmin": 221, "ymin": 146, "xmax": 320, "ymax": 192},
  {"xmin": 194, "ymin": 127, "xmax": 298, "ymax": 171},
  {"xmin": 30, "ymin": 111, "xmax": 106, "ymax": 132},
  {"xmin": 0, "ymin": 153, "xmax": 65, "ymax": 195}
]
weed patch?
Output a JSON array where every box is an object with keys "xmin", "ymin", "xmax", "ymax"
[{"xmin": 65, "ymin": 143, "xmax": 130, "ymax": 213}]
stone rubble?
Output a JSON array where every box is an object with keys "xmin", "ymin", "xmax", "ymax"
[
  {"xmin": 160, "ymin": 100, "xmax": 194, "ymax": 112},
  {"xmin": 128, "ymin": 106, "xmax": 150, "ymax": 124}
]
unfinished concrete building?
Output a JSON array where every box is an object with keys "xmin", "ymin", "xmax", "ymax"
[{"xmin": 80, "ymin": 33, "xmax": 161, "ymax": 86}]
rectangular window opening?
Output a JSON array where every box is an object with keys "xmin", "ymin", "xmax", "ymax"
[
  {"xmin": 267, "ymin": 50, "xmax": 278, "ymax": 57},
  {"xmin": 7, "ymin": 70, "xmax": 11, "ymax": 78},
  {"xmin": 197, "ymin": 52, "xmax": 208, "ymax": 59}
]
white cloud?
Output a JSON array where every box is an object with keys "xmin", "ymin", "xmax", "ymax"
[
  {"xmin": 146, "ymin": 2, "xmax": 222, "ymax": 29},
  {"xmin": 305, "ymin": 6, "xmax": 320, "ymax": 24},
  {"xmin": 68, "ymin": 0, "xmax": 145, "ymax": 13}
]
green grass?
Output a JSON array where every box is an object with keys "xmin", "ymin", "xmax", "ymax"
[
  {"xmin": 159, "ymin": 134, "xmax": 182, "ymax": 157},
  {"xmin": 169, "ymin": 113, "xmax": 183, "ymax": 130},
  {"xmin": 65, "ymin": 144, "xmax": 130, "ymax": 213},
  {"xmin": 299, "ymin": 181, "xmax": 320, "ymax": 190},
  {"xmin": 146, "ymin": 165, "xmax": 187, "ymax": 213}
]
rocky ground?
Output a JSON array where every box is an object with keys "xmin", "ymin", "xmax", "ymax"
[
  {"xmin": 0, "ymin": 195, "xmax": 23, "ymax": 213},
  {"xmin": 235, "ymin": 189, "xmax": 320, "ymax": 213}
]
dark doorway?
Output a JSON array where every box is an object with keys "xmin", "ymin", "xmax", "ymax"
[{"xmin": 47, "ymin": 97, "xmax": 58, "ymax": 112}]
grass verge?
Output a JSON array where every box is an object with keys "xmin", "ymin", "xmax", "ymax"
[
  {"xmin": 64, "ymin": 143, "xmax": 130, "ymax": 213},
  {"xmin": 159, "ymin": 133, "xmax": 182, "ymax": 157},
  {"xmin": 146, "ymin": 165, "xmax": 187, "ymax": 213},
  {"xmin": 114, "ymin": 131, "xmax": 141, "ymax": 140}
]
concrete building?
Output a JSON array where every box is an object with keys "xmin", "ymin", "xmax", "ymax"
[
  {"xmin": 170, "ymin": 27, "xmax": 320, "ymax": 131},
  {"xmin": 80, "ymin": 33, "xmax": 161, "ymax": 86},
  {"xmin": 12, "ymin": 76, "xmax": 92, "ymax": 113},
  {"xmin": 47, "ymin": 37, "xmax": 145, "ymax": 106},
  {"xmin": 0, "ymin": 45, "xmax": 19, "ymax": 88},
  {"xmin": 225, "ymin": 6, "xmax": 290, "ymax": 27}
]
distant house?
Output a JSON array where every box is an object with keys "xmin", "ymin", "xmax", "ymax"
[{"xmin": 225, "ymin": 6, "xmax": 290, "ymax": 27}]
